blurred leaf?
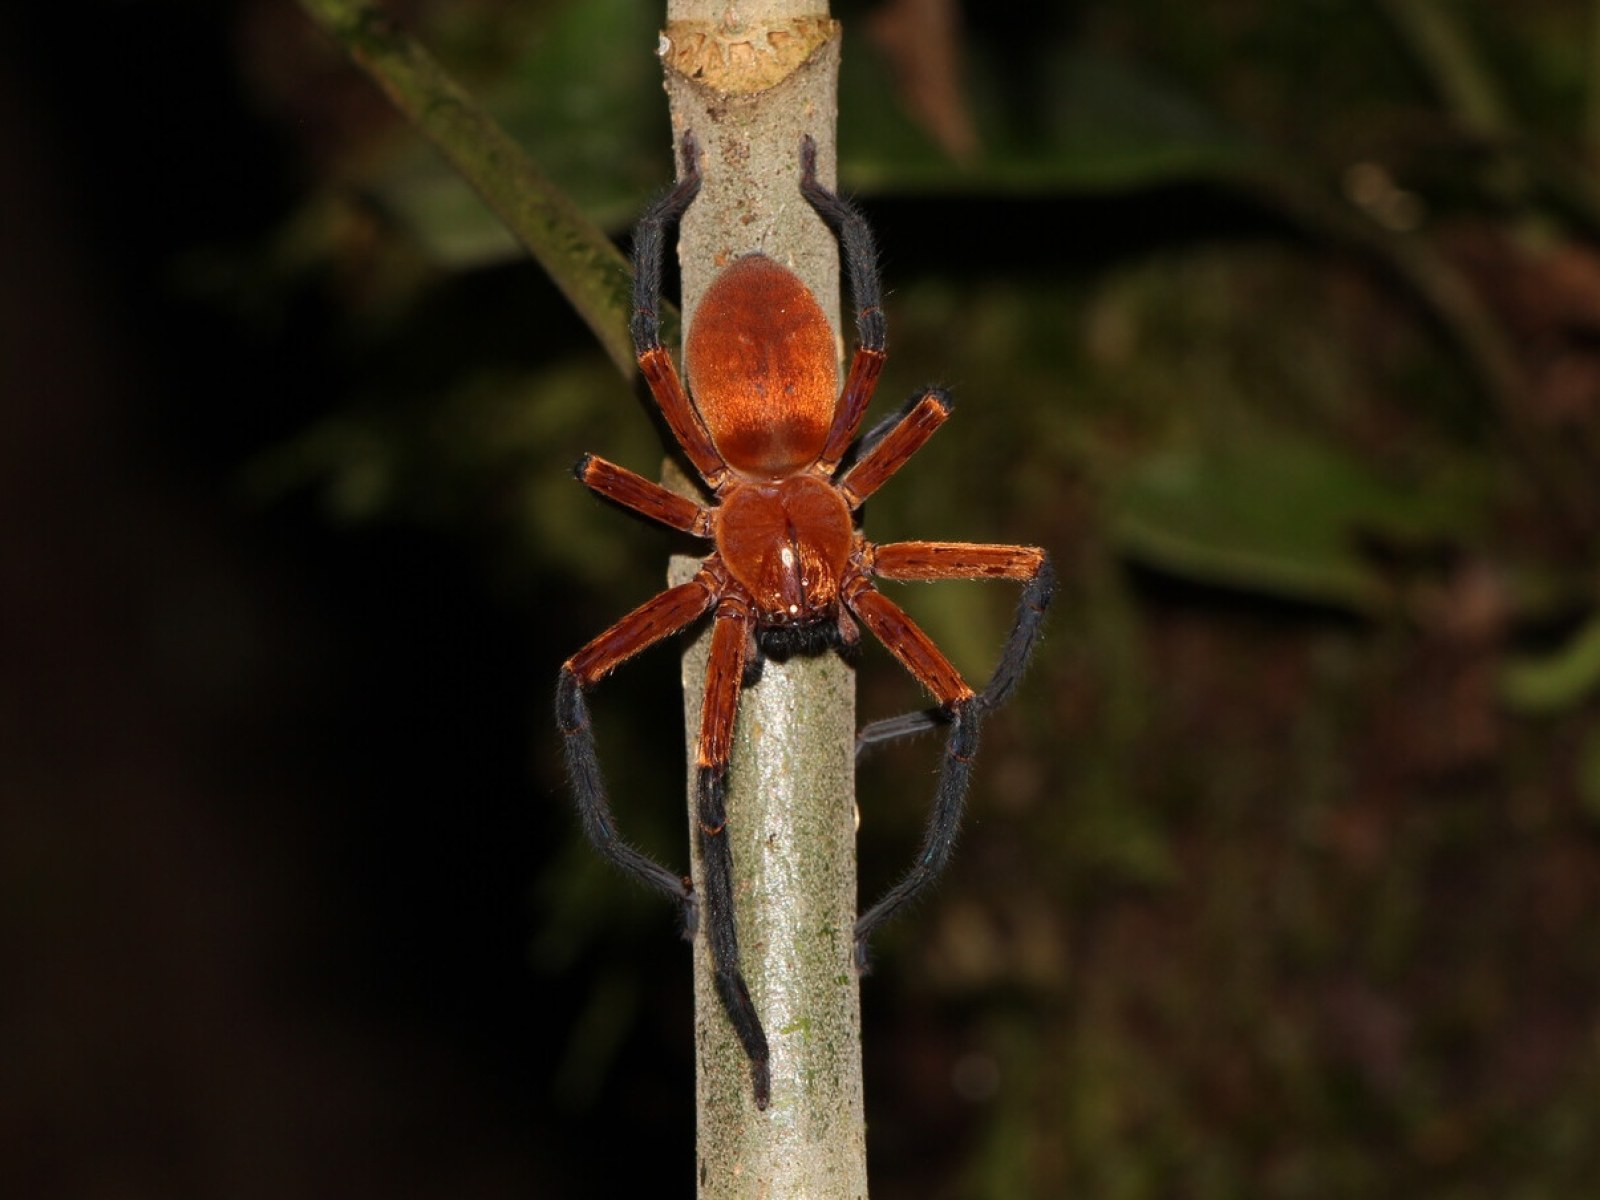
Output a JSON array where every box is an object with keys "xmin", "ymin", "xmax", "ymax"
[
  {"xmin": 1501, "ymin": 611, "xmax": 1600, "ymax": 715},
  {"xmin": 372, "ymin": 162, "xmax": 522, "ymax": 266},
  {"xmin": 297, "ymin": 0, "xmax": 641, "ymax": 372},
  {"xmin": 372, "ymin": 0, "xmax": 665, "ymax": 267},
  {"xmin": 842, "ymin": 47, "xmax": 1264, "ymax": 192},
  {"xmin": 1110, "ymin": 431, "xmax": 1486, "ymax": 612},
  {"xmin": 1032, "ymin": 50, "xmax": 1266, "ymax": 189}
]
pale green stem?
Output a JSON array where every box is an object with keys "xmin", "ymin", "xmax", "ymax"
[{"xmin": 659, "ymin": 2, "xmax": 870, "ymax": 1196}]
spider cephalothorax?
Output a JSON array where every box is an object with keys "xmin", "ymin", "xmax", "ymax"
[{"xmin": 556, "ymin": 133, "xmax": 1054, "ymax": 1109}]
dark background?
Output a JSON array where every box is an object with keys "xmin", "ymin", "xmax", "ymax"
[{"xmin": 6, "ymin": 1, "xmax": 1600, "ymax": 1196}]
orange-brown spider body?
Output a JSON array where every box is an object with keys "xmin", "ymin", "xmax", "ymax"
[
  {"xmin": 715, "ymin": 474, "xmax": 853, "ymax": 627},
  {"xmin": 688, "ymin": 254, "xmax": 840, "ymax": 478},
  {"xmin": 556, "ymin": 133, "xmax": 1055, "ymax": 1110}
]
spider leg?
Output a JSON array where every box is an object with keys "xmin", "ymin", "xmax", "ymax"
[
  {"xmin": 835, "ymin": 388, "xmax": 953, "ymax": 507},
  {"xmin": 799, "ymin": 135, "xmax": 885, "ymax": 352},
  {"xmin": 842, "ymin": 576, "xmax": 980, "ymax": 971},
  {"xmin": 799, "ymin": 135, "xmax": 888, "ymax": 471},
  {"xmin": 848, "ymin": 399, "xmax": 917, "ymax": 466},
  {"xmin": 857, "ymin": 543, "xmax": 1054, "ymax": 754},
  {"xmin": 694, "ymin": 594, "xmax": 771, "ymax": 1108},
  {"xmin": 630, "ymin": 131, "xmax": 701, "ymax": 355},
  {"xmin": 574, "ymin": 454, "xmax": 714, "ymax": 537},
  {"xmin": 556, "ymin": 567, "xmax": 721, "ymax": 926},
  {"xmin": 630, "ymin": 131, "xmax": 730, "ymax": 490},
  {"xmin": 855, "ymin": 708, "xmax": 946, "ymax": 755}
]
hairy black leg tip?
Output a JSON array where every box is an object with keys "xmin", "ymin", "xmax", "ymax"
[
  {"xmin": 753, "ymin": 1063, "xmax": 771, "ymax": 1111},
  {"xmin": 555, "ymin": 667, "xmax": 581, "ymax": 714},
  {"xmin": 852, "ymin": 937, "xmax": 874, "ymax": 976}
]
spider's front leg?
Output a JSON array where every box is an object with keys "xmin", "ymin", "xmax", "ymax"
[
  {"xmin": 694, "ymin": 591, "xmax": 771, "ymax": 1109},
  {"xmin": 799, "ymin": 134, "xmax": 887, "ymax": 473},
  {"xmin": 630, "ymin": 130, "xmax": 731, "ymax": 492}
]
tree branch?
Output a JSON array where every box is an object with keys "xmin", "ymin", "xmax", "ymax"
[
  {"xmin": 300, "ymin": 0, "xmax": 869, "ymax": 1187},
  {"xmin": 660, "ymin": 3, "xmax": 869, "ymax": 1195}
]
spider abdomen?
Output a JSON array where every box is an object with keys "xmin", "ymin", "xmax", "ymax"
[
  {"xmin": 685, "ymin": 254, "xmax": 839, "ymax": 478},
  {"xmin": 716, "ymin": 476, "xmax": 852, "ymax": 625}
]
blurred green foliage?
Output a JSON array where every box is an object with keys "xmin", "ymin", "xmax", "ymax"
[{"xmin": 255, "ymin": 0, "xmax": 1600, "ymax": 1195}]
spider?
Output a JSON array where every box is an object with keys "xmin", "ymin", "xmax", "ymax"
[{"xmin": 556, "ymin": 131, "xmax": 1054, "ymax": 1110}]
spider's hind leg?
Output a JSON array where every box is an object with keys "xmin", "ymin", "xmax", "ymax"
[
  {"xmin": 855, "ymin": 706, "xmax": 947, "ymax": 759},
  {"xmin": 856, "ymin": 549, "xmax": 1056, "ymax": 758},
  {"xmin": 845, "ymin": 548, "xmax": 1055, "ymax": 970},
  {"xmin": 695, "ymin": 597, "xmax": 771, "ymax": 1109},
  {"xmin": 854, "ymin": 698, "xmax": 981, "ymax": 971},
  {"xmin": 695, "ymin": 765, "xmax": 770, "ymax": 1106}
]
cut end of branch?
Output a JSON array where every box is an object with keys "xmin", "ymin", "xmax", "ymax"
[{"xmin": 661, "ymin": 16, "xmax": 838, "ymax": 94}]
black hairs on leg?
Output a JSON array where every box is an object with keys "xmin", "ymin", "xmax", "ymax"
[
  {"xmin": 696, "ymin": 765, "xmax": 772, "ymax": 1109},
  {"xmin": 853, "ymin": 700, "xmax": 980, "ymax": 971},
  {"xmin": 855, "ymin": 552, "xmax": 1055, "ymax": 758},
  {"xmin": 799, "ymin": 134, "xmax": 886, "ymax": 353},
  {"xmin": 556, "ymin": 669, "xmax": 696, "ymax": 933},
  {"xmin": 630, "ymin": 131, "xmax": 703, "ymax": 355},
  {"xmin": 850, "ymin": 554, "xmax": 1055, "ymax": 967},
  {"xmin": 980, "ymin": 554, "xmax": 1056, "ymax": 711}
]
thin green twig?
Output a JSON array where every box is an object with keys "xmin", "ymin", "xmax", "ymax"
[{"xmin": 296, "ymin": 0, "xmax": 636, "ymax": 375}]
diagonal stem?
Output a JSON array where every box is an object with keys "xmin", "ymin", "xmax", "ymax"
[{"xmin": 295, "ymin": 0, "xmax": 637, "ymax": 374}]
